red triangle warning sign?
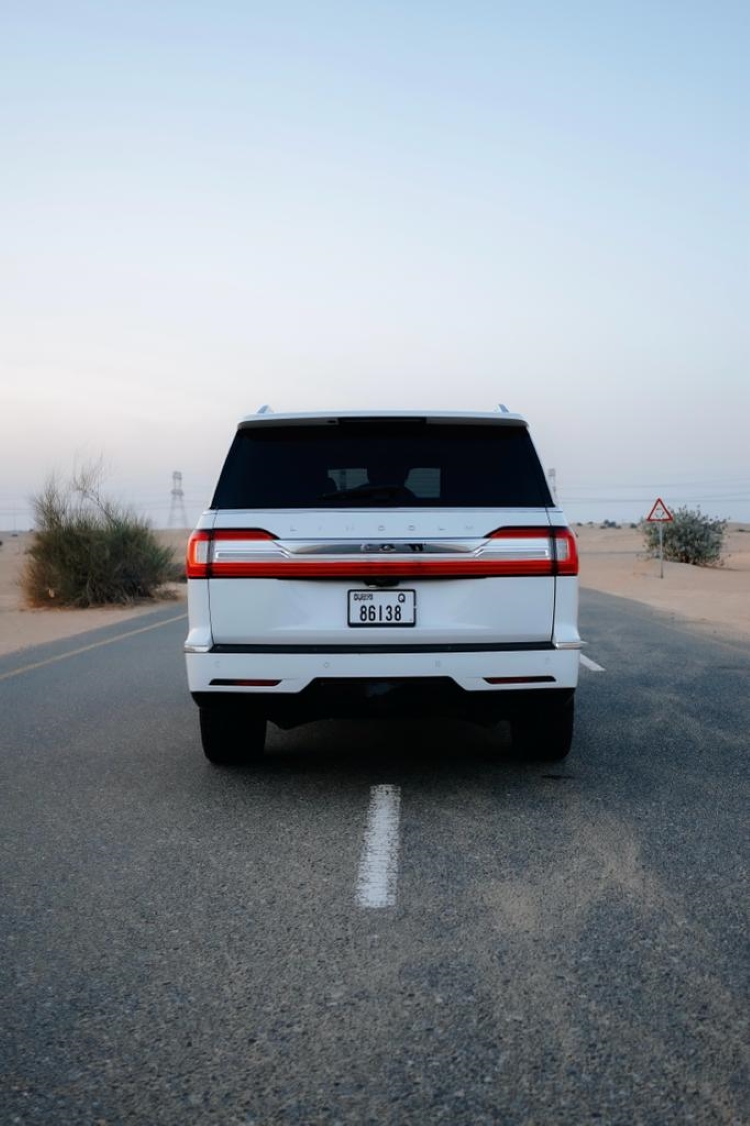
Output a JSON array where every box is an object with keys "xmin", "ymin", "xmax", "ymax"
[{"xmin": 646, "ymin": 497, "xmax": 673, "ymax": 522}]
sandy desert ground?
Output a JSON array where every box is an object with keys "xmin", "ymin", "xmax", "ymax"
[
  {"xmin": 0, "ymin": 525, "xmax": 749, "ymax": 659},
  {"xmin": 575, "ymin": 523, "xmax": 750, "ymax": 644}
]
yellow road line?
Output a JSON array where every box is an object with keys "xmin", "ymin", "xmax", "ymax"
[{"xmin": 0, "ymin": 613, "xmax": 188, "ymax": 683}]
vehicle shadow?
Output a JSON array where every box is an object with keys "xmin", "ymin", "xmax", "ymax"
[{"xmin": 250, "ymin": 716, "xmax": 575, "ymax": 783}]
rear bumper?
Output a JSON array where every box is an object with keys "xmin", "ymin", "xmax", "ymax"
[
  {"xmin": 191, "ymin": 680, "xmax": 575, "ymax": 728},
  {"xmin": 186, "ymin": 646, "xmax": 580, "ymax": 725}
]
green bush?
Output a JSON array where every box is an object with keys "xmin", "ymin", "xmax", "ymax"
[
  {"xmin": 23, "ymin": 466, "xmax": 177, "ymax": 607},
  {"xmin": 642, "ymin": 506, "xmax": 728, "ymax": 567}
]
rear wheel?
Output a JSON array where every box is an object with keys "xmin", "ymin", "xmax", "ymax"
[
  {"xmin": 199, "ymin": 707, "xmax": 267, "ymax": 766},
  {"xmin": 511, "ymin": 695, "xmax": 575, "ymax": 761}
]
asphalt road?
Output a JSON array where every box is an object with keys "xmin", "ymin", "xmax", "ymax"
[{"xmin": 1, "ymin": 593, "xmax": 748, "ymax": 1125}]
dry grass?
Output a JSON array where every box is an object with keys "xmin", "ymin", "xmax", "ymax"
[{"xmin": 22, "ymin": 468, "xmax": 178, "ymax": 608}]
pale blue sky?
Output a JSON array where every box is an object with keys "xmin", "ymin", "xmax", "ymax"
[{"xmin": 1, "ymin": 1, "xmax": 748, "ymax": 526}]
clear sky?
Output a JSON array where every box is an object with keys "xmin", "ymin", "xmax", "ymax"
[{"xmin": 2, "ymin": 0, "xmax": 748, "ymax": 528}]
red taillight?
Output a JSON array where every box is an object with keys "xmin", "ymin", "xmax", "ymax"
[
  {"xmin": 186, "ymin": 529, "xmax": 277, "ymax": 579},
  {"xmin": 186, "ymin": 526, "xmax": 578, "ymax": 579},
  {"xmin": 202, "ymin": 559, "xmax": 534, "ymax": 577},
  {"xmin": 485, "ymin": 526, "xmax": 578, "ymax": 577},
  {"xmin": 186, "ymin": 530, "xmax": 212, "ymax": 578},
  {"xmin": 553, "ymin": 528, "xmax": 579, "ymax": 576},
  {"xmin": 485, "ymin": 527, "xmax": 556, "ymax": 576},
  {"xmin": 209, "ymin": 530, "xmax": 277, "ymax": 541}
]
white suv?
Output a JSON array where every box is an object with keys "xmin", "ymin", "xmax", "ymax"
[{"xmin": 185, "ymin": 408, "xmax": 581, "ymax": 765}]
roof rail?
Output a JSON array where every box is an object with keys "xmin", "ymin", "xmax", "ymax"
[
  {"xmin": 256, "ymin": 404, "xmax": 273, "ymax": 414},
  {"xmin": 495, "ymin": 403, "xmax": 510, "ymax": 413}
]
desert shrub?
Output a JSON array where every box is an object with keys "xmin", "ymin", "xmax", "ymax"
[
  {"xmin": 23, "ymin": 465, "xmax": 177, "ymax": 607},
  {"xmin": 642, "ymin": 506, "xmax": 728, "ymax": 567}
]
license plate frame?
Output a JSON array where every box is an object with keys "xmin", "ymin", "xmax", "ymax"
[{"xmin": 347, "ymin": 589, "xmax": 416, "ymax": 628}]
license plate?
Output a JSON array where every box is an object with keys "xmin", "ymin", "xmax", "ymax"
[{"xmin": 348, "ymin": 590, "xmax": 416, "ymax": 627}]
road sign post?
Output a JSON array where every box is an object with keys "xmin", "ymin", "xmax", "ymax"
[{"xmin": 646, "ymin": 497, "xmax": 674, "ymax": 578}]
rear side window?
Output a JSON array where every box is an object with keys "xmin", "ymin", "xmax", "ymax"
[{"xmin": 211, "ymin": 420, "xmax": 553, "ymax": 509}]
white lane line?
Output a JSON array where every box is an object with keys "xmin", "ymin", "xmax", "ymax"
[
  {"xmin": 580, "ymin": 654, "xmax": 606, "ymax": 673},
  {"xmin": 0, "ymin": 614, "xmax": 188, "ymax": 683},
  {"xmin": 356, "ymin": 784, "xmax": 402, "ymax": 908}
]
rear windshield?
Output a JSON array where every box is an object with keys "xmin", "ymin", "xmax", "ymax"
[{"xmin": 211, "ymin": 420, "xmax": 553, "ymax": 509}]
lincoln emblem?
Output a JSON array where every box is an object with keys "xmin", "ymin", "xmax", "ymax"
[{"xmin": 361, "ymin": 543, "xmax": 397, "ymax": 553}]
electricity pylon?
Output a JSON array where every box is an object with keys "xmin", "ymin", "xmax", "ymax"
[{"xmin": 168, "ymin": 471, "xmax": 189, "ymax": 528}]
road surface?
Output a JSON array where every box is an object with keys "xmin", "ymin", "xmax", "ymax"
[{"xmin": 1, "ymin": 593, "xmax": 748, "ymax": 1124}]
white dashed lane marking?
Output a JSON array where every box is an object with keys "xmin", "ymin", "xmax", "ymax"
[
  {"xmin": 356, "ymin": 785, "xmax": 402, "ymax": 909},
  {"xmin": 580, "ymin": 654, "xmax": 606, "ymax": 673}
]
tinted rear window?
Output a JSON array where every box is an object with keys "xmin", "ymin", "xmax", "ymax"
[{"xmin": 211, "ymin": 420, "xmax": 553, "ymax": 509}]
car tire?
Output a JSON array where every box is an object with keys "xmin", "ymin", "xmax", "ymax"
[
  {"xmin": 199, "ymin": 707, "xmax": 267, "ymax": 766},
  {"xmin": 511, "ymin": 695, "xmax": 575, "ymax": 761}
]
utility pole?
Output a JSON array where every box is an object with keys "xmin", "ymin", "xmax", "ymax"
[
  {"xmin": 547, "ymin": 467, "xmax": 558, "ymax": 504},
  {"xmin": 168, "ymin": 471, "xmax": 189, "ymax": 528}
]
